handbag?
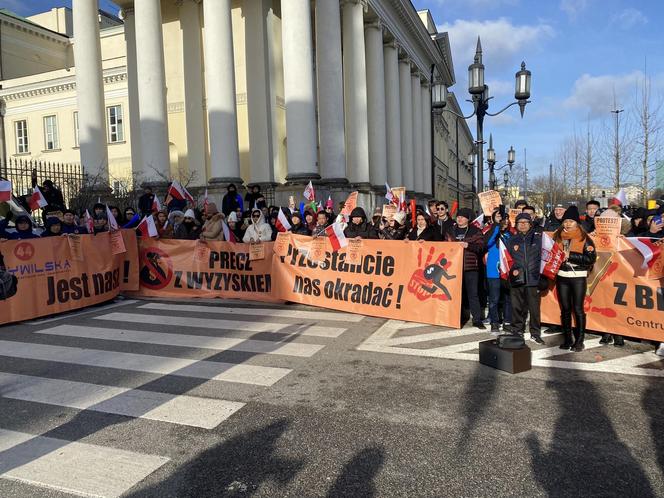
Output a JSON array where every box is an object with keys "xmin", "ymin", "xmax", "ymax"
[
  {"xmin": 509, "ymin": 266, "xmax": 526, "ymax": 288},
  {"xmin": 497, "ymin": 334, "xmax": 525, "ymax": 349}
]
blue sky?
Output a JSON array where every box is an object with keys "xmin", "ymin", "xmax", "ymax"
[{"xmin": 3, "ymin": 0, "xmax": 663, "ymax": 185}]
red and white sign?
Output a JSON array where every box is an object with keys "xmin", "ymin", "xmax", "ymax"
[
  {"xmin": 627, "ymin": 237, "xmax": 662, "ymax": 269},
  {"xmin": 540, "ymin": 232, "xmax": 565, "ymax": 279},
  {"xmin": 28, "ymin": 186, "xmax": 48, "ymax": 211},
  {"xmin": 325, "ymin": 222, "xmax": 348, "ymax": 252},
  {"xmin": 498, "ymin": 238, "xmax": 513, "ymax": 280}
]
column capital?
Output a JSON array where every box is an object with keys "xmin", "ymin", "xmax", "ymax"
[
  {"xmin": 384, "ymin": 39, "xmax": 399, "ymax": 50},
  {"xmin": 341, "ymin": 0, "xmax": 368, "ymax": 12},
  {"xmin": 364, "ymin": 18, "xmax": 382, "ymax": 31},
  {"xmin": 174, "ymin": 0, "xmax": 201, "ymax": 6},
  {"xmin": 119, "ymin": 7, "xmax": 134, "ymax": 19}
]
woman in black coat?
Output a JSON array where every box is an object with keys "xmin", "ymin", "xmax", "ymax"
[{"xmin": 406, "ymin": 213, "xmax": 438, "ymax": 241}]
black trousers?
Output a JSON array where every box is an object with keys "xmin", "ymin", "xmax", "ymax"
[
  {"xmin": 510, "ymin": 286, "xmax": 541, "ymax": 336},
  {"xmin": 556, "ymin": 276, "xmax": 586, "ymax": 329},
  {"xmin": 462, "ymin": 270, "xmax": 483, "ymax": 324}
]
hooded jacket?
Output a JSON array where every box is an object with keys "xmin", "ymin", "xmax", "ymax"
[
  {"xmin": 243, "ymin": 210, "xmax": 272, "ymax": 242},
  {"xmin": 200, "ymin": 212, "xmax": 225, "ymax": 241},
  {"xmin": 344, "ymin": 207, "xmax": 378, "ymax": 239},
  {"xmin": 507, "ymin": 228, "xmax": 542, "ymax": 287},
  {"xmin": 222, "ymin": 184, "xmax": 243, "ymax": 215},
  {"xmin": 9, "ymin": 215, "xmax": 39, "ymax": 239},
  {"xmin": 40, "ymin": 217, "xmax": 62, "ymax": 237}
]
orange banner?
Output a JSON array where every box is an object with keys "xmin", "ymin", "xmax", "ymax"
[
  {"xmin": 541, "ymin": 237, "xmax": 664, "ymax": 342},
  {"xmin": 132, "ymin": 239, "xmax": 280, "ymax": 301},
  {"xmin": 271, "ymin": 234, "xmax": 464, "ymax": 328},
  {"xmin": 1, "ymin": 230, "xmax": 138, "ymax": 325}
]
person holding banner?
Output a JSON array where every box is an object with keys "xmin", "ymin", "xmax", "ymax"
[
  {"xmin": 434, "ymin": 201, "xmax": 454, "ymax": 239},
  {"xmin": 289, "ymin": 211, "xmax": 311, "ymax": 236},
  {"xmin": 406, "ymin": 212, "xmax": 439, "ymax": 241},
  {"xmin": 200, "ymin": 203, "xmax": 225, "ymax": 241},
  {"xmin": 40, "ymin": 217, "xmax": 63, "ymax": 237},
  {"xmin": 553, "ymin": 206, "xmax": 597, "ymax": 352},
  {"xmin": 485, "ymin": 209, "xmax": 513, "ymax": 333},
  {"xmin": 344, "ymin": 207, "xmax": 379, "ymax": 239},
  {"xmin": 380, "ymin": 212, "xmax": 407, "ymax": 240},
  {"xmin": 8, "ymin": 215, "xmax": 39, "ymax": 239},
  {"xmin": 243, "ymin": 209, "xmax": 272, "ymax": 243}
]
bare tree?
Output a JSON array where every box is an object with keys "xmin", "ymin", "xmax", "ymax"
[{"xmin": 634, "ymin": 65, "xmax": 663, "ymax": 203}]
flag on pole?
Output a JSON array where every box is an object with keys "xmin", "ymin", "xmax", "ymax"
[
  {"xmin": 203, "ymin": 188, "xmax": 209, "ymax": 216},
  {"xmin": 84, "ymin": 209, "xmax": 94, "ymax": 234},
  {"xmin": 398, "ymin": 192, "xmax": 407, "ymax": 213},
  {"xmin": 498, "ymin": 238, "xmax": 513, "ymax": 280},
  {"xmin": 626, "ymin": 237, "xmax": 662, "ymax": 269},
  {"xmin": 303, "ymin": 181, "xmax": 315, "ymax": 202},
  {"xmin": 106, "ymin": 205, "xmax": 119, "ymax": 231},
  {"xmin": 151, "ymin": 195, "xmax": 161, "ymax": 213},
  {"xmin": 28, "ymin": 186, "xmax": 48, "ymax": 211},
  {"xmin": 609, "ymin": 188, "xmax": 628, "ymax": 207},
  {"xmin": 137, "ymin": 215, "xmax": 158, "ymax": 237},
  {"xmin": 324, "ymin": 222, "xmax": 348, "ymax": 252},
  {"xmin": 276, "ymin": 208, "xmax": 292, "ymax": 232},
  {"xmin": 167, "ymin": 180, "xmax": 195, "ymax": 203},
  {"xmin": 471, "ymin": 213, "xmax": 485, "ymax": 229},
  {"xmin": 385, "ymin": 182, "xmax": 394, "ymax": 204},
  {"xmin": 540, "ymin": 232, "xmax": 565, "ymax": 279},
  {"xmin": 317, "ymin": 201, "xmax": 323, "ymax": 212},
  {"xmin": 0, "ymin": 180, "xmax": 12, "ymax": 202},
  {"xmin": 450, "ymin": 200, "xmax": 459, "ymax": 217}
]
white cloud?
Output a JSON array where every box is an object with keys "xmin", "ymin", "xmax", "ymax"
[
  {"xmin": 560, "ymin": 0, "xmax": 591, "ymax": 21},
  {"xmin": 486, "ymin": 79, "xmax": 514, "ymax": 97},
  {"xmin": 564, "ymin": 71, "xmax": 644, "ymax": 117},
  {"xmin": 1, "ymin": 0, "xmax": 32, "ymax": 16},
  {"xmin": 434, "ymin": 0, "xmax": 519, "ymax": 9},
  {"xmin": 610, "ymin": 8, "xmax": 648, "ymax": 29}
]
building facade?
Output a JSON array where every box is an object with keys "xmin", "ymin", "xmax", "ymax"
[{"xmin": 0, "ymin": 1, "xmax": 474, "ymax": 210}]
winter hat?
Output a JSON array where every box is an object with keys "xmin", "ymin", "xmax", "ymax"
[
  {"xmin": 457, "ymin": 208, "xmax": 473, "ymax": 220},
  {"xmin": 393, "ymin": 212, "xmax": 407, "ymax": 225},
  {"xmin": 184, "ymin": 209, "xmax": 196, "ymax": 219},
  {"xmin": 45, "ymin": 217, "xmax": 61, "ymax": 227},
  {"xmin": 14, "ymin": 214, "xmax": 31, "ymax": 226},
  {"xmin": 562, "ymin": 205, "xmax": 580, "ymax": 223},
  {"xmin": 227, "ymin": 211, "xmax": 239, "ymax": 223},
  {"xmin": 350, "ymin": 207, "xmax": 367, "ymax": 220},
  {"xmin": 206, "ymin": 202, "xmax": 219, "ymax": 215},
  {"xmin": 516, "ymin": 213, "xmax": 532, "ymax": 223}
]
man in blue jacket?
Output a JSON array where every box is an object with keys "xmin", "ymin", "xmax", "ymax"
[
  {"xmin": 507, "ymin": 213, "xmax": 545, "ymax": 344},
  {"xmin": 485, "ymin": 208, "xmax": 512, "ymax": 334}
]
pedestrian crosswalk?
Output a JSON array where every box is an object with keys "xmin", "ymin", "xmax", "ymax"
[{"xmin": 0, "ymin": 299, "xmax": 354, "ymax": 497}]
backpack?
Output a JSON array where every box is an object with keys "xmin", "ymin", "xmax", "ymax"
[{"xmin": 0, "ymin": 270, "xmax": 18, "ymax": 300}]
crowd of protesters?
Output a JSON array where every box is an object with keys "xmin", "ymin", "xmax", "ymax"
[{"xmin": 1, "ymin": 177, "xmax": 663, "ymax": 356}]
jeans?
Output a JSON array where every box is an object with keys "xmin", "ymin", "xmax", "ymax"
[
  {"xmin": 462, "ymin": 270, "xmax": 483, "ymax": 325},
  {"xmin": 510, "ymin": 286, "xmax": 541, "ymax": 336},
  {"xmin": 487, "ymin": 278, "xmax": 512, "ymax": 325}
]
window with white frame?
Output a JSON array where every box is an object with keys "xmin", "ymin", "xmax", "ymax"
[
  {"xmin": 15, "ymin": 120, "xmax": 28, "ymax": 153},
  {"xmin": 107, "ymin": 105, "xmax": 124, "ymax": 143},
  {"xmin": 43, "ymin": 115, "xmax": 59, "ymax": 150},
  {"xmin": 73, "ymin": 111, "xmax": 79, "ymax": 147}
]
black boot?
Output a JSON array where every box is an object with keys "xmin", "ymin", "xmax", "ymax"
[
  {"xmin": 613, "ymin": 335, "xmax": 625, "ymax": 347},
  {"xmin": 599, "ymin": 333, "xmax": 613, "ymax": 345},
  {"xmin": 572, "ymin": 315, "xmax": 586, "ymax": 352},
  {"xmin": 559, "ymin": 316, "xmax": 574, "ymax": 350}
]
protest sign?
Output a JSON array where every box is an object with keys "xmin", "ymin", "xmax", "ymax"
[
  {"xmin": 249, "ymin": 242, "xmax": 265, "ymax": 261},
  {"xmin": 594, "ymin": 217, "xmax": 622, "ymax": 250},
  {"xmin": 67, "ymin": 234, "xmax": 83, "ymax": 262},
  {"xmin": 110, "ymin": 230, "xmax": 126, "ymax": 255},
  {"xmin": 508, "ymin": 208, "xmax": 521, "ymax": 228},
  {"xmin": 382, "ymin": 204, "xmax": 397, "ymax": 221},
  {"xmin": 347, "ymin": 238, "xmax": 363, "ymax": 264},
  {"xmin": 478, "ymin": 190, "xmax": 502, "ymax": 216}
]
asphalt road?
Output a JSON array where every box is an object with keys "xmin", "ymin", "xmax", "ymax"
[{"xmin": 0, "ymin": 297, "xmax": 662, "ymax": 497}]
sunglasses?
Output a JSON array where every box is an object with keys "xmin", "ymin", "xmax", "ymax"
[{"xmin": 437, "ymin": 207, "xmax": 446, "ymax": 211}]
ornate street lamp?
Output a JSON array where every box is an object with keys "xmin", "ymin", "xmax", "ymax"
[
  {"xmin": 507, "ymin": 145, "xmax": 516, "ymax": 166},
  {"xmin": 468, "ymin": 38, "xmax": 485, "ymax": 95},
  {"xmin": 515, "ymin": 62, "xmax": 532, "ymax": 117}
]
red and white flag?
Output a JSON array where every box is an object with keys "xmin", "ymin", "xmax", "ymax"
[
  {"xmin": 106, "ymin": 205, "xmax": 119, "ymax": 231},
  {"xmin": 471, "ymin": 213, "xmax": 485, "ymax": 229},
  {"xmin": 450, "ymin": 200, "xmax": 459, "ymax": 218},
  {"xmin": 397, "ymin": 191, "xmax": 407, "ymax": 213},
  {"xmin": 28, "ymin": 186, "xmax": 48, "ymax": 211},
  {"xmin": 84, "ymin": 209, "xmax": 94, "ymax": 233},
  {"xmin": 151, "ymin": 195, "xmax": 161, "ymax": 213},
  {"xmin": 627, "ymin": 237, "xmax": 662, "ymax": 269},
  {"xmin": 0, "ymin": 180, "xmax": 11, "ymax": 202},
  {"xmin": 609, "ymin": 188, "xmax": 628, "ymax": 207},
  {"xmin": 303, "ymin": 181, "xmax": 315, "ymax": 202},
  {"xmin": 221, "ymin": 220, "xmax": 236, "ymax": 243},
  {"xmin": 168, "ymin": 180, "xmax": 195, "ymax": 203},
  {"xmin": 137, "ymin": 215, "xmax": 158, "ymax": 237},
  {"xmin": 203, "ymin": 188, "xmax": 209, "ymax": 216},
  {"xmin": 276, "ymin": 208, "xmax": 291, "ymax": 233},
  {"xmin": 498, "ymin": 238, "xmax": 513, "ymax": 280},
  {"xmin": 540, "ymin": 232, "xmax": 565, "ymax": 279},
  {"xmin": 385, "ymin": 182, "xmax": 394, "ymax": 204},
  {"xmin": 324, "ymin": 222, "xmax": 348, "ymax": 252}
]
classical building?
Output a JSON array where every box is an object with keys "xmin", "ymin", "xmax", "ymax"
[{"xmin": 0, "ymin": 1, "xmax": 475, "ymax": 209}]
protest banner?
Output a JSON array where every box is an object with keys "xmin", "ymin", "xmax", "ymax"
[
  {"xmin": 110, "ymin": 230, "xmax": 127, "ymax": 255},
  {"xmin": 594, "ymin": 217, "xmax": 622, "ymax": 250},
  {"xmin": 272, "ymin": 235, "xmax": 464, "ymax": 328},
  {"xmin": 249, "ymin": 242, "xmax": 266, "ymax": 261},
  {"xmin": 1, "ymin": 231, "xmax": 138, "ymax": 325},
  {"xmin": 341, "ymin": 192, "xmax": 358, "ymax": 216},
  {"xmin": 541, "ymin": 237, "xmax": 664, "ymax": 342},
  {"xmin": 382, "ymin": 204, "xmax": 397, "ymax": 221},
  {"xmin": 67, "ymin": 234, "xmax": 83, "ymax": 262},
  {"xmin": 132, "ymin": 239, "xmax": 279, "ymax": 301},
  {"xmin": 119, "ymin": 229, "xmax": 139, "ymax": 292},
  {"xmin": 478, "ymin": 190, "xmax": 502, "ymax": 216},
  {"xmin": 508, "ymin": 208, "xmax": 521, "ymax": 228}
]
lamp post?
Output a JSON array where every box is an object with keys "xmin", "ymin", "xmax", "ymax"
[{"xmin": 485, "ymin": 134, "xmax": 516, "ymax": 190}]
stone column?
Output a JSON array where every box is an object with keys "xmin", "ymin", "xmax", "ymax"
[
  {"xmin": 72, "ymin": 0, "xmax": 108, "ymax": 184},
  {"xmin": 202, "ymin": 0, "xmax": 242, "ymax": 185},
  {"xmin": 398, "ymin": 57, "xmax": 413, "ymax": 191},
  {"xmin": 281, "ymin": 0, "xmax": 319, "ymax": 181},
  {"xmin": 342, "ymin": 0, "xmax": 370, "ymax": 186},
  {"xmin": 364, "ymin": 19, "xmax": 387, "ymax": 189},
  {"xmin": 120, "ymin": 7, "xmax": 142, "ymax": 181},
  {"xmin": 383, "ymin": 40, "xmax": 401, "ymax": 187},
  {"xmin": 316, "ymin": 0, "xmax": 346, "ymax": 183},
  {"xmin": 421, "ymin": 82, "xmax": 432, "ymax": 196},
  {"xmin": 411, "ymin": 72, "xmax": 423, "ymax": 194},
  {"xmin": 134, "ymin": 0, "xmax": 170, "ymax": 184},
  {"xmin": 179, "ymin": 0, "xmax": 207, "ymax": 187}
]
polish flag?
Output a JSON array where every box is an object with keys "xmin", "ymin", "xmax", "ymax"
[
  {"xmin": 221, "ymin": 220, "xmax": 236, "ymax": 243},
  {"xmin": 498, "ymin": 238, "xmax": 513, "ymax": 280},
  {"xmin": 168, "ymin": 180, "xmax": 195, "ymax": 203},
  {"xmin": 303, "ymin": 181, "xmax": 315, "ymax": 202},
  {"xmin": 324, "ymin": 222, "xmax": 348, "ymax": 252},
  {"xmin": 627, "ymin": 237, "xmax": 662, "ymax": 269},
  {"xmin": 398, "ymin": 191, "xmax": 407, "ymax": 212},
  {"xmin": 0, "ymin": 180, "xmax": 11, "ymax": 202},
  {"xmin": 276, "ymin": 208, "xmax": 291, "ymax": 232},
  {"xmin": 28, "ymin": 186, "xmax": 48, "ymax": 211},
  {"xmin": 84, "ymin": 209, "xmax": 94, "ymax": 233},
  {"xmin": 106, "ymin": 205, "xmax": 119, "ymax": 230},
  {"xmin": 609, "ymin": 188, "xmax": 628, "ymax": 207},
  {"xmin": 137, "ymin": 215, "xmax": 158, "ymax": 237},
  {"xmin": 540, "ymin": 232, "xmax": 565, "ymax": 279},
  {"xmin": 450, "ymin": 200, "xmax": 459, "ymax": 217},
  {"xmin": 203, "ymin": 188, "xmax": 209, "ymax": 216},
  {"xmin": 151, "ymin": 195, "xmax": 161, "ymax": 213},
  {"xmin": 385, "ymin": 182, "xmax": 394, "ymax": 204},
  {"xmin": 471, "ymin": 213, "xmax": 485, "ymax": 229}
]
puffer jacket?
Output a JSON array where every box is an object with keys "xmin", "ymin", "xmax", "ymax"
[
  {"xmin": 559, "ymin": 237, "xmax": 597, "ymax": 273},
  {"xmin": 242, "ymin": 212, "xmax": 272, "ymax": 242},
  {"xmin": 507, "ymin": 229, "xmax": 542, "ymax": 287},
  {"xmin": 200, "ymin": 213, "xmax": 225, "ymax": 241},
  {"xmin": 544, "ymin": 214, "xmax": 563, "ymax": 232},
  {"xmin": 343, "ymin": 207, "xmax": 378, "ymax": 239}
]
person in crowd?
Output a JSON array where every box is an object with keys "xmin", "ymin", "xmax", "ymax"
[
  {"xmin": 138, "ymin": 186, "xmax": 154, "ymax": 217},
  {"xmin": 7, "ymin": 215, "xmax": 39, "ymax": 239},
  {"xmin": 544, "ymin": 204, "xmax": 566, "ymax": 232},
  {"xmin": 644, "ymin": 215, "xmax": 664, "ymax": 239},
  {"xmin": 627, "ymin": 207, "xmax": 649, "ymax": 237},
  {"xmin": 485, "ymin": 208, "xmax": 513, "ymax": 334},
  {"xmin": 325, "ymin": 198, "xmax": 335, "ymax": 220},
  {"xmin": 371, "ymin": 208, "xmax": 384, "ymax": 232},
  {"xmin": 153, "ymin": 210, "xmax": 172, "ymax": 238},
  {"xmin": 312, "ymin": 211, "xmax": 330, "ymax": 238},
  {"xmin": 123, "ymin": 207, "xmax": 140, "ymax": 228},
  {"xmin": 108, "ymin": 205, "xmax": 123, "ymax": 225},
  {"xmin": 32, "ymin": 176, "xmax": 66, "ymax": 212},
  {"xmin": 200, "ymin": 202, "xmax": 225, "ymax": 241},
  {"xmin": 443, "ymin": 208, "xmax": 485, "ymax": 329},
  {"xmin": 304, "ymin": 210, "xmax": 317, "ymax": 233},
  {"xmin": 434, "ymin": 201, "xmax": 454, "ymax": 240},
  {"xmin": 581, "ymin": 200, "xmax": 600, "ymax": 233},
  {"xmin": 165, "ymin": 182, "xmax": 187, "ymax": 213},
  {"xmin": 222, "ymin": 183, "xmax": 243, "ymax": 216},
  {"xmin": 167, "ymin": 210, "xmax": 185, "ymax": 239},
  {"xmin": 61, "ymin": 209, "xmax": 86, "ymax": 234},
  {"xmin": 267, "ymin": 212, "xmax": 279, "ymax": 241},
  {"xmin": 406, "ymin": 212, "xmax": 438, "ymax": 241},
  {"xmin": 553, "ymin": 206, "xmax": 596, "ymax": 352},
  {"xmin": 522, "ymin": 205, "xmax": 543, "ymax": 233},
  {"xmin": 290, "ymin": 211, "xmax": 311, "ymax": 235},
  {"xmin": 0, "ymin": 217, "xmax": 10, "ymax": 240},
  {"xmin": 92, "ymin": 213, "xmax": 108, "ymax": 234},
  {"xmin": 243, "ymin": 208, "xmax": 272, "ymax": 242},
  {"xmin": 380, "ymin": 212, "xmax": 407, "ymax": 240},
  {"xmin": 227, "ymin": 211, "xmax": 245, "ymax": 241},
  {"xmin": 174, "ymin": 209, "xmax": 201, "ymax": 240},
  {"xmin": 92, "ymin": 202, "xmax": 105, "ymax": 217},
  {"xmin": 507, "ymin": 213, "xmax": 545, "ymax": 344},
  {"xmin": 40, "ymin": 217, "xmax": 63, "ymax": 237},
  {"xmin": 344, "ymin": 207, "xmax": 379, "ymax": 239},
  {"xmin": 244, "ymin": 185, "xmax": 262, "ymax": 208},
  {"xmin": 427, "ymin": 200, "xmax": 438, "ymax": 224},
  {"xmin": 513, "ymin": 199, "xmax": 527, "ymax": 211}
]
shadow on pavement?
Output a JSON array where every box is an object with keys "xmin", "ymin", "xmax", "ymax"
[
  {"xmin": 642, "ymin": 375, "xmax": 664, "ymax": 478},
  {"xmin": 326, "ymin": 445, "xmax": 385, "ymax": 498},
  {"xmin": 128, "ymin": 417, "xmax": 302, "ymax": 498},
  {"xmin": 527, "ymin": 368, "xmax": 656, "ymax": 497}
]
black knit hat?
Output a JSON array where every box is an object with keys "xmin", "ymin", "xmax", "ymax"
[{"xmin": 562, "ymin": 205, "xmax": 580, "ymax": 223}]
